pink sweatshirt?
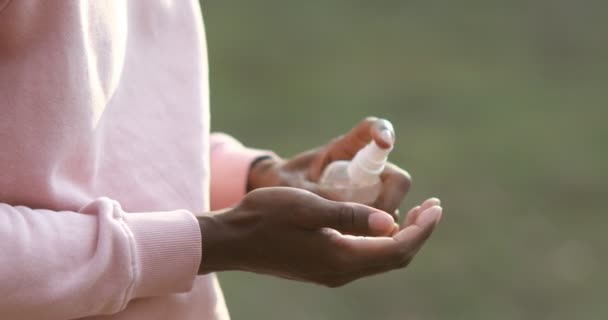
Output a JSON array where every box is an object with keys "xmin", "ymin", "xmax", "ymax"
[{"xmin": 0, "ymin": 1, "xmax": 267, "ymax": 319}]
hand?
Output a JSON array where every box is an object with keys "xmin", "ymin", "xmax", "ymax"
[
  {"xmin": 247, "ymin": 117, "xmax": 411, "ymax": 220},
  {"xmin": 198, "ymin": 187, "xmax": 442, "ymax": 287}
]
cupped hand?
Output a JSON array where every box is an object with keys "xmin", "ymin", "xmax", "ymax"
[
  {"xmin": 198, "ymin": 187, "xmax": 442, "ymax": 287},
  {"xmin": 247, "ymin": 117, "xmax": 412, "ymax": 220}
]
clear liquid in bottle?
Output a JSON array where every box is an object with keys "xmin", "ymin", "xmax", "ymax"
[{"xmin": 319, "ymin": 134, "xmax": 393, "ymax": 205}]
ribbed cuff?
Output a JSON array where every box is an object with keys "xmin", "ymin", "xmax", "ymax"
[{"xmin": 124, "ymin": 209, "xmax": 201, "ymax": 298}]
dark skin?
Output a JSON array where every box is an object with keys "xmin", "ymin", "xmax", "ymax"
[
  {"xmin": 247, "ymin": 117, "xmax": 410, "ymax": 220},
  {"xmin": 198, "ymin": 117, "xmax": 442, "ymax": 287}
]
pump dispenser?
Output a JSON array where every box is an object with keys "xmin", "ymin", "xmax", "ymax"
[{"xmin": 319, "ymin": 131, "xmax": 393, "ymax": 204}]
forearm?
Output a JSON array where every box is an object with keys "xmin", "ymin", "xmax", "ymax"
[{"xmin": 0, "ymin": 198, "xmax": 200, "ymax": 319}]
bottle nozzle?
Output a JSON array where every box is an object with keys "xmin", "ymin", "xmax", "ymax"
[{"xmin": 347, "ymin": 139, "xmax": 393, "ymax": 183}]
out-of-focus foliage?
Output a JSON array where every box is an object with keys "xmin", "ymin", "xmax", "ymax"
[{"xmin": 201, "ymin": 0, "xmax": 607, "ymax": 319}]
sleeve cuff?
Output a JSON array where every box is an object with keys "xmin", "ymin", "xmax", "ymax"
[
  {"xmin": 124, "ymin": 208, "xmax": 201, "ymax": 298},
  {"xmin": 209, "ymin": 133, "xmax": 276, "ymax": 210}
]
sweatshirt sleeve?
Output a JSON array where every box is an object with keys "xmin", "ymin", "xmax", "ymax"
[
  {"xmin": 209, "ymin": 133, "xmax": 276, "ymax": 210},
  {"xmin": 0, "ymin": 197, "xmax": 201, "ymax": 320}
]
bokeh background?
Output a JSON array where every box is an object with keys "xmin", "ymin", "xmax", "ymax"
[{"xmin": 201, "ymin": 1, "xmax": 607, "ymax": 319}]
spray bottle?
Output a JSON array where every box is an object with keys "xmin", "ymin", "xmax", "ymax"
[{"xmin": 319, "ymin": 127, "xmax": 394, "ymax": 204}]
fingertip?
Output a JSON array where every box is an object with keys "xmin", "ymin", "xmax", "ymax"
[
  {"xmin": 380, "ymin": 129, "xmax": 394, "ymax": 147},
  {"xmin": 374, "ymin": 118, "xmax": 395, "ymax": 134},
  {"xmin": 368, "ymin": 211, "xmax": 395, "ymax": 236},
  {"xmin": 416, "ymin": 205, "xmax": 442, "ymax": 228},
  {"xmin": 366, "ymin": 118, "xmax": 393, "ymax": 148},
  {"xmin": 419, "ymin": 198, "xmax": 441, "ymax": 213},
  {"xmin": 429, "ymin": 197, "xmax": 441, "ymax": 205},
  {"xmin": 371, "ymin": 128, "xmax": 394, "ymax": 150}
]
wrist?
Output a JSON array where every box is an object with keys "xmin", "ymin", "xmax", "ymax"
[
  {"xmin": 197, "ymin": 210, "xmax": 237, "ymax": 274},
  {"xmin": 246, "ymin": 156, "xmax": 282, "ymax": 191}
]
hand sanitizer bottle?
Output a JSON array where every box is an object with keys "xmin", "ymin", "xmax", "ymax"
[{"xmin": 319, "ymin": 133, "xmax": 393, "ymax": 205}]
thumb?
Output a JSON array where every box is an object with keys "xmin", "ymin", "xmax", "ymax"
[{"xmin": 297, "ymin": 196, "xmax": 395, "ymax": 236}]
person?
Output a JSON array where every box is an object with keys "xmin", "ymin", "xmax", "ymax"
[{"xmin": 0, "ymin": 1, "xmax": 442, "ymax": 319}]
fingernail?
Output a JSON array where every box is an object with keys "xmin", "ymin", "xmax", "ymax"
[
  {"xmin": 428, "ymin": 197, "xmax": 441, "ymax": 206},
  {"xmin": 417, "ymin": 206, "xmax": 442, "ymax": 228},
  {"xmin": 369, "ymin": 211, "xmax": 394, "ymax": 234},
  {"xmin": 379, "ymin": 129, "xmax": 394, "ymax": 146}
]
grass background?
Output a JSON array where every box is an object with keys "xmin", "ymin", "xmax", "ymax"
[{"xmin": 201, "ymin": 1, "xmax": 607, "ymax": 319}]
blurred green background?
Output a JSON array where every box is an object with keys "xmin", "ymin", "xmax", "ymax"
[{"xmin": 201, "ymin": 1, "xmax": 607, "ymax": 319}]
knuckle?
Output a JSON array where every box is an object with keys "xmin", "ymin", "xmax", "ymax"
[
  {"xmin": 290, "ymin": 189, "xmax": 318, "ymax": 212},
  {"xmin": 291, "ymin": 188, "xmax": 315, "ymax": 203},
  {"xmin": 338, "ymin": 204, "xmax": 356, "ymax": 230},
  {"xmin": 239, "ymin": 191, "xmax": 258, "ymax": 209}
]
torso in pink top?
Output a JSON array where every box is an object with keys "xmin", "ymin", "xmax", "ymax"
[{"xmin": 0, "ymin": 1, "xmax": 265, "ymax": 319}]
